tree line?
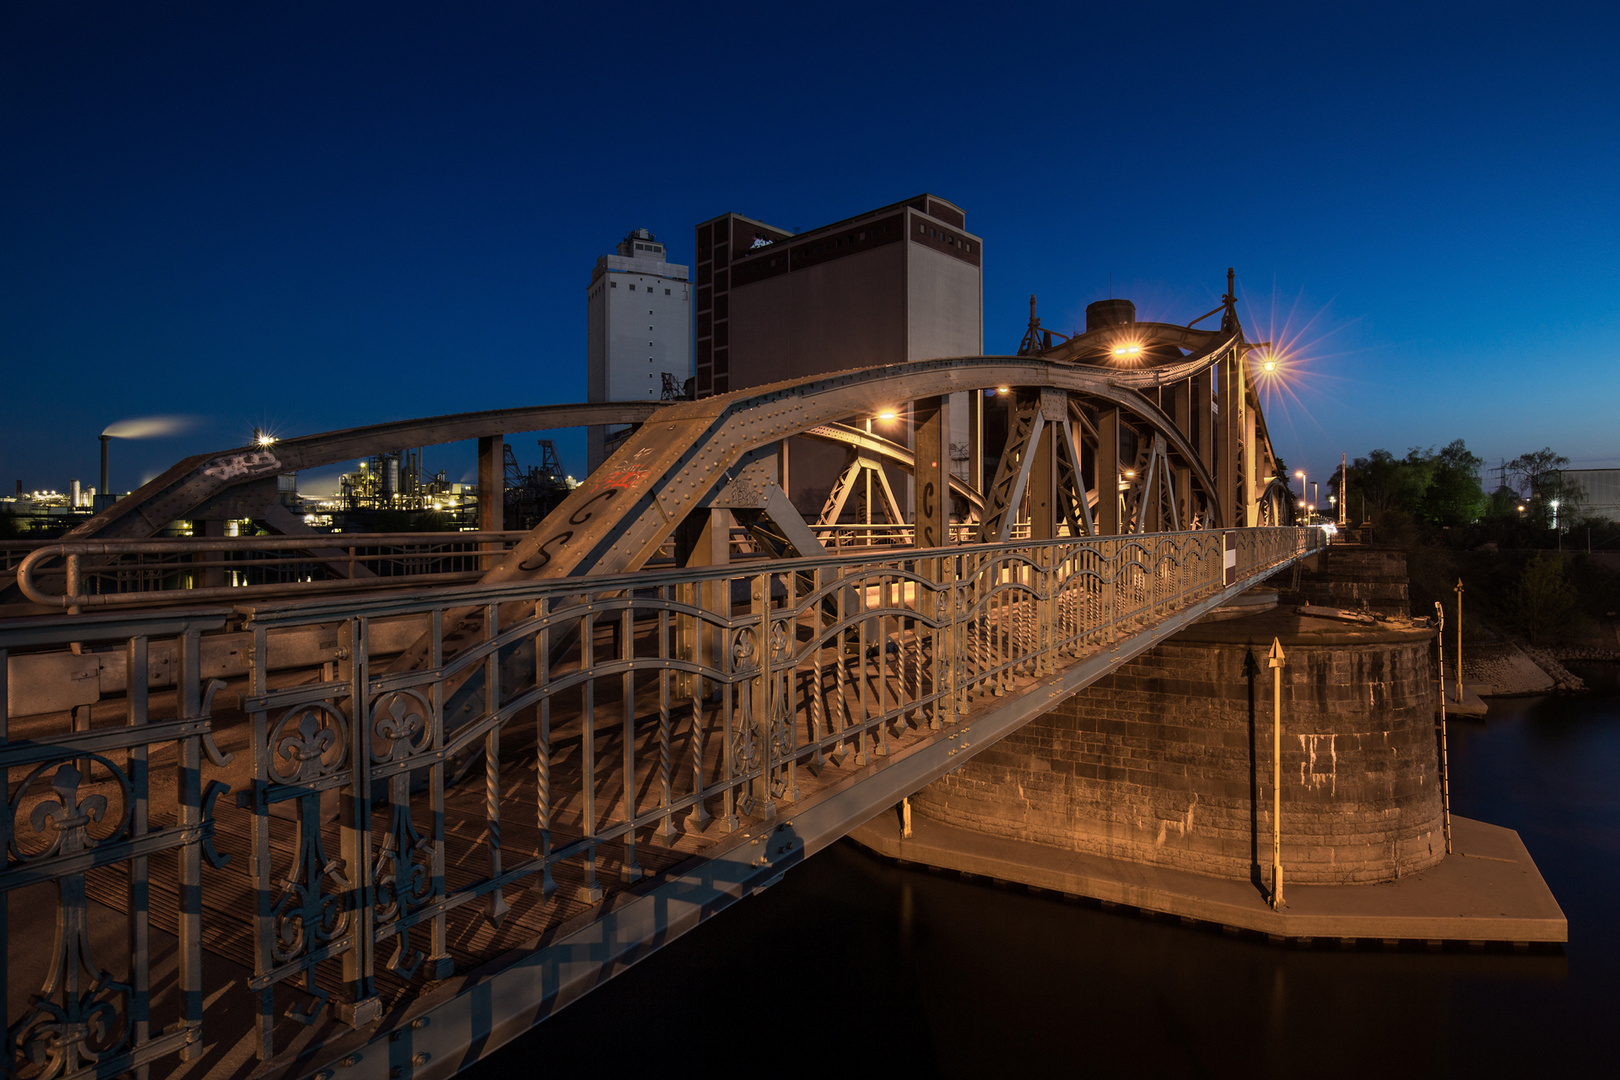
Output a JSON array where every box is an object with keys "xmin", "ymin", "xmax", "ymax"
[{"xmin": 1322, "ymin": 442, "xmax": 1595, "ymax": 537}]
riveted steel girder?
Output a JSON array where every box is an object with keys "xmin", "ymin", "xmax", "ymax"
[
  {"xmin": 493, "ymin": 353, "xmax": 1239, "ymax": 586},
  {"xmin": 68, "ymin": 402, "xmax": 669, "ymax": 541}
]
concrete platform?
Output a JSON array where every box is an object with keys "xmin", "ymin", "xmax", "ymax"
[
  {"xmin": 850, "ymin": 810, "xmax": 1566, "ymax": 945},
  {"xmin": 1441, "ymin": 679, "xmax": 1490, "ymax": 718}
]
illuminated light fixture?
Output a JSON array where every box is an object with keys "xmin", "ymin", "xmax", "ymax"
[
  {"xmin": 1123, "ymin": 469, "xmax": 1136, "ymax": 479},
  {"xmin": 995, "ymin": 385, "xmax": 1010, "ymax": 395},
  {"xmin": 1111, "ymin": 342, "xmax": 1144, "ymax": 360},
  {"xmin": 256, "ymin": 433, "xmax": 277, "ymax": 447},
  {"xmin": 876, "ymin": 408, "xmax": 899, "ymax": 422}
]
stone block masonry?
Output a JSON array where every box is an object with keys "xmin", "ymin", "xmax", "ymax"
[
  {"xmin": 912, "ymin": 611, "xmax": 1445, "ymax": 885},
  {"xmin": 1294, "ymin": 545, "xmax": 1411, "ymax": 615}
]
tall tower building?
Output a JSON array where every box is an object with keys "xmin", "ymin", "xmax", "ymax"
[{"xmin": 586, "ymin": 228, "xmax": 692, "ymax": 472}]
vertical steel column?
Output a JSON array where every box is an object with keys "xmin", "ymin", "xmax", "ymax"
[
  {"xmin": 1192, "ymin": 368, "xmax": 1216, "ymax": 523},
  {"xmin": 247, "ymin": 625, "xmax": 274, "ymax": 1056},
  {"xmin": 621, "ymin": 602, "xmax": 643, "ymax": 880},
  {"xmin": 749, "ymin": 572, "xmax": 774, "ymax": 817},
  {"xmin": 197, "ymin": 519, "xmax": 227, "ymax": 590},
  {"xmin": 176, "ymin": 628, "xmax": 206, "ymax": 1056},
  {"xmin": 1242, "ymin": 363, "xmax": 1259, "ymax": 528},
  {"xmin": 338, "ymin": 617, "xmax": 381, "ymax": 1025},
  {"xmin": 674, "ymin": 507, "xmax": 730, "ymax": 702},
  {"xmin": 578, "ymin": 606, "xmax": 604, "ymax": 900},
  {"xmin": 126, "ymin": 636, "xmax": 151, "ymax": 1080},
  {"xmin": 1097, "ymin": 410, "xmax": 1120, "ymax": 536},
  {"xmin": 913, "ymin": 397, "xmax": 948, "ymax": 550},
  {"xmin": 1219, "ymin": 349, "xmax": 1248, "ymax": 529},
  {"xmin": 429, "ymin": 609, "xmax": 451, "ymax": 971},
  {"xmin": 1028, "ymin": 422, "xmax": 1056, "ymax": 542},
  {"xmin": 477, "ymin": 435, "xmax": 503, "ymax": 533}
]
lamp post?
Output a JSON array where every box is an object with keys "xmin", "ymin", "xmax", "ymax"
[{"xmin": 1295, "ymin": 470, "xmax": 1308, "ymax": 526}]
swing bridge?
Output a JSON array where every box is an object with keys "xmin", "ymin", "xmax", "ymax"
[{"xmin": 1, "ymin": 289, "xmax": 1320, "ymax": 1079}]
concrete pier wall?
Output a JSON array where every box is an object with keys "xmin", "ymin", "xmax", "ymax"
[{"xmin": 913, "ymin": 615, "xmax": 1445, "ymax": 885}]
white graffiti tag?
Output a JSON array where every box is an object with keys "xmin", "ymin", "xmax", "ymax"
[{"xmin": 203, "ymin": 450, "xmax": 281, "ymax": 482}]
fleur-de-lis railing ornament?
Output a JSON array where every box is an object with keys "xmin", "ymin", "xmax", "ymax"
[
  {"xmin": 369, "ymin": 690, "xmax": 432, "ymax": 763},
  {"xmin": 31, "ymin": 764, "xmax": 106, "ymax": 857},
  {"xmin": 272, "ymin": 815, "xmax": 352, "ymax": 1025},
  {"xmin": 770, "ymin": 619, "xmax": 792, "ymax": 660},
  {"xmin": 6, "ymin": 764, "xmax": 132, "ymax": 1078},
  {"xmin": 769, "ymin": 672, "xmax": 796, "ymax": 801},
  {"xmin": 731, "ymin": 690, "xmax": 760, "ymax": 816},
  {"xmin": 269, "ymin": 703, "xmax": 347, "ymax": 785},
  {"xmin": 373, "ymin": 800, "xmax": 435, "ymax": 980},
  {"xmin": 731, "ymin": 627, "xmax": 756, "ymax": 668}
]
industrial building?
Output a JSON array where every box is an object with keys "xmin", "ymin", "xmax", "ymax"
[
  {"xmin": 585, "ymin": 228, "xmax": 692, "ymax": 472},
  {"xmin": 693, "ymin": 194, "xmax": 983, "ymax": 515},
  {"xmin": 1562, "ymin": 468, "xmax": 1620, "ymax": 522}
]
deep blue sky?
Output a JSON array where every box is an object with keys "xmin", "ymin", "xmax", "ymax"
[{"xmin": 4, "ymin": 1, "xmax": 1617, "ymax": 498}]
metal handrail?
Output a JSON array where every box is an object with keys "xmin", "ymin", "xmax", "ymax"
[
  {"xmin": 15, "ymin": 530, "xmax": 530, "ymax": 609},
  {"xmin": 2, "ymin": 526, "xmax": 1320, "ymax": 1076}
]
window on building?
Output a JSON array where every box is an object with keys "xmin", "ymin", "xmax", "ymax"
[
  {"xmin": 665, "ymin": 288, "xmax": 671, "ymax": 295},
  {"xmin": 611, "ymin": 281, "xmax": 617, "ymax": 287},
  {"xmin": 629, "ymin": 284, "xmax": 636, "ymax": 291}
]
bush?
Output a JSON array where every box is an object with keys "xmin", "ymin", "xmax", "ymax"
[{"xmin": 1512, "ymin": 554, "xmax": 1576, "ymax": 644}]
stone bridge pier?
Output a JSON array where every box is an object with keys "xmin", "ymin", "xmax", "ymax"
[{"xmin": 911, "ymin": 594, "xmax": 1445, "ymax": 886}]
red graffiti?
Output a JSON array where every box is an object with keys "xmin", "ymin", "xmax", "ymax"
[{"xmin": 598, "ymin": 465, "xmax": 652, "ymax": 491}]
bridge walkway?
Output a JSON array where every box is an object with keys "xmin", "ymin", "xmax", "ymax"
[{"xmin": 1, "ymin": 528, "xmax": 1317, "ymax": 1080}]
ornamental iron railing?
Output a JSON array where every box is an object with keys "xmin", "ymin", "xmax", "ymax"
[{"xmin": 2, "ymin": 526, "xmax": 1317, "ymax": 1075}]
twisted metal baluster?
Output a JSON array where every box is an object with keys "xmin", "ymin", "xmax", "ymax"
[
  {"xmin": 835, "ymin": 630, "xmax": 854, "ymax": 764},
  {"xmin": 808, "ymin": 645, "xmax": 826, "ymax": 767},
  {"xmin": 657, "ymin": 668, "xmax": 674, "ymax": 843},
  {"xmin": 687, "ymin": 696, "xmax": 710, "ymax": 830},
  {"xmin": 537, "ymin": 696, "xmax": 555, "ymax": 896}
]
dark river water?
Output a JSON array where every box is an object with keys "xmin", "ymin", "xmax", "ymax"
[{"xmin": 480, "ymin": 666, "xmax": 1620, "ymax": 1079}]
